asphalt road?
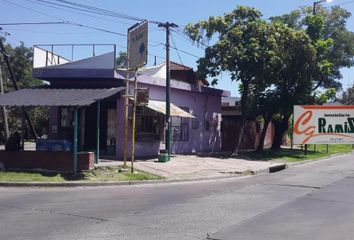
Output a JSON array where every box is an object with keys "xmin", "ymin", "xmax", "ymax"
[{"xmin": 1, "ymin": 152, "xmax": 354, "ymax": 240}]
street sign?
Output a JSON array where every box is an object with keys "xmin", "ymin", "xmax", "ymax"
[
  {"xmin": 128, "ymin": 20, "xmax": 148, "ymax": 69},
  {"xmin": 293, "ymin": 105, "xmax": 354, "ymax": 144}
]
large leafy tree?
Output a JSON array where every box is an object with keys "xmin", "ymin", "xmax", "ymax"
[
  {"xmin": 268, "ymin": 6, "xmax": 354, "ymax": 149},
  {"xmin": 185, "ymin": 6, "xmax": 279, "ymax": 155},
  {"xmin": 249, "ymin": 23, "xmax": 317, "ymax": 150}
]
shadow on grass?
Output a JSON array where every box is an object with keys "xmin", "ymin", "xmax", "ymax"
[{"xmin": 197, "ymin": 148, "xmax": 326, "ymax": 162}]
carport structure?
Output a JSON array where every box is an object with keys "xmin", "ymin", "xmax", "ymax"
[{"xmin": 0, "ymin": 87, "xmax": 124, "ymax": 173}]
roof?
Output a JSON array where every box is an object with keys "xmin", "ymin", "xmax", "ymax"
[
  {"xmin": 222, "ymin": 96, "xmax": 241, "ymax": 106},
  {"xmin": 146, "ymin": 100, "xmax": 195, "ymax": 118},
  {"xmin": 169, "ymin": 61, "xmax": 193, "ymax": 71},
  {"xmin": 0, "ymin": 88, "xmax": 124, "ymax": 107}
]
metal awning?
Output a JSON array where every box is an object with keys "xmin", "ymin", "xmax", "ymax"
[
  {"xmin": 145, "ymin": 99, "xmax": 195, "ymax": 118},
  {"xmin": 0, "ymin": 87, "xmax": 124, "ymax": 107}
]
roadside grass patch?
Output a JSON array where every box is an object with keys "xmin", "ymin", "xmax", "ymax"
[
  {"xmin": 0, "ymin": 166, "xmax": 164, "ymax": 183},
  {"xmin": 238, "ymin": 144, "xmax": 353, "ymax": 163}
]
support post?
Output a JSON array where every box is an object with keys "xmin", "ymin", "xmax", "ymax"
[
  {"xmin": 304, "ymin": 144, "xmax": 308, "ymax": 155},
  {"xmin": 131, "ymin": 69, "xmax": 138, "ymax": 173},
  {"xmin": 123, "ymin": 71, "xmax": 130, "ymax": 169},
  {"xmin": 95, "ymin": 100, "xmax": 100, "ymax": 164},
  {"xmin": 73, "ymin": 107, "xmax": 78, "ymax": 175},
  {"xmin": 158, "ymin": 22, "xmax": 178, "ymax": 161},
  {"xmin": 0, "ymin": 59, "xmax": 9, "ymax": 141}
]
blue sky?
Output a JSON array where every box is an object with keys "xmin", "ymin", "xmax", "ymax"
[{"xmin": 1, "ymin": 0, "xmax": 353, "ymax": 96}]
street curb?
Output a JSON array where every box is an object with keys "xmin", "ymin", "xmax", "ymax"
[
  {"xmin": 0, "ymin": 164, "xmax": 287, "ymax": 188},
  {"xmin": 285, "ymin": 151, "xmax": 354, "ymax": 167}
]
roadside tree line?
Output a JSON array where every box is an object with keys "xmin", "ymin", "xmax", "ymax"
[{"xmin": 185, "ymin": 5, "xmax": 354, "ymax": 155}]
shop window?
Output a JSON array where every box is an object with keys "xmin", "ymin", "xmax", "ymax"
[{"xmin": 136, "ymin": 106, "xmax": 162, "ymax": 141}]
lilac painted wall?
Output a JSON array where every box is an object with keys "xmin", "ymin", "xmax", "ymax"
[{"xmin": 116, "ymin": 80, "xmax": 222, "ymax": 159}]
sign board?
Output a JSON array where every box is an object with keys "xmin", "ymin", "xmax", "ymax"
[
  {"xmin": 128, "ymin": 20, "xmax": 148, "ymax": 69},
  {"xmin": 293, "ymin": 105, "xmax": 354, "ymax": 144},
  {"xmin": 136, "ymin": 88, "xmax": 149, "ymax": 106}
]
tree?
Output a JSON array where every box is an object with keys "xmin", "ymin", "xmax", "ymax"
[
  {"xmin": 248, "ymin": 23, "xmax": 317, "ymax": 150},
  {"xmin": 116, "ymin": 51, "xmax": 127, "ymax": 69},
  {"xmin": 0, "ymin": 39, "xmax": 47, "ymax": 137},
  {"xmin": 268, "ymin": 6, "xmax": 354, "ymax": 149},
  {"xmin": 185, "ymin": 6, "xmax": 278, "ymax": 155},
  {"xmin": 340, "ymin": 85, "xmax": 354, "ymax": 105}
]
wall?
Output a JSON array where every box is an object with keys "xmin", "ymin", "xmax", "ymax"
[
  {"xmin": 0, "ymin": 151, "xmax": 94, "ymax": 172},
  {"xmin": 221, "ymin": 118, "xmax": 275, "ymax": 151},
  {"xmin": 116, "ymin": 83, "xmax": 222, "ymax": 159}
]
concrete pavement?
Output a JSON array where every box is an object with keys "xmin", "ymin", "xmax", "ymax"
[{"xmin": 98, "ymin": 154, "xmax": 286, "ymax": 180}]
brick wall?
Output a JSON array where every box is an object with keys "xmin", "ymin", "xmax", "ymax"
[{"xmin": 0, "ymin": 151, "xmax": 94, "ymax": 172}]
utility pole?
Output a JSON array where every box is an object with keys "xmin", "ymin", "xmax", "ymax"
[
  {"xmin": 0, "ymin": 58, "xmax": 9, "ymax": 141},
  {"xmin": 0, "ymin": 36, "xmax": 38, "ymax": 139},
  {"xmin": 158, "ymin": 22, "xmax": 178, "ymax": 160}
]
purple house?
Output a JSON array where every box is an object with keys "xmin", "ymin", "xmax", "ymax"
[{"xmin": 31, "ymin": 45, "xmax": 225, "ymax": 160}]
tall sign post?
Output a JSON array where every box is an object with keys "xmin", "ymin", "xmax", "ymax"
[{"xmin": 124, "ymin": 20, "xmax": 148, "ymax": 173}]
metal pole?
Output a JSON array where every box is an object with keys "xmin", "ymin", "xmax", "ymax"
[
  {"xmin": 0, "ymin": 59, "xmax": 9, "ymax": 141},
  {"xmin": 95, "ymin": 100, "xmax": 100, "ymax": 164},
  {"xmin": 131, "ymin": 69, "xmax": 138, "ymax": 173},
  {"xmin": 313, "ymin": 0, "xmax": 324, "ymax": 15},
  {"xmin": 73, "ymin": 107, "xmax": 78, "ymax": 175},
  {"xmin": 21, "ymin": 112, "xmax": 25, "ymax": 150},
  {"xmin": 165, "ymin": 25, "xmax": 171, "ymax": 156},
  {"xmin": 158, "ymin": 22, "xmax": 178, "ymax": 158},
  {"xmin": 304, "ymin": 144, "xmax": 308, "ymax": 155},
  {"xmin": 123, "ymin": 74, "xmax": 129, "ymax": 168}
]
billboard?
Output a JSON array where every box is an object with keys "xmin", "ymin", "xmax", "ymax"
[
  {"xmin": 293, "ymin": 105, "xmax": 354, "ymax": 144},
  {"xmin": 128, "ymin": 20, "xmax": 148, "ymax": 69}
]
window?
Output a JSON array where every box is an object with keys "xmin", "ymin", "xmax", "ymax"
[
  {"xmin": 136, "ymin": 106, "xmax": 162, "ymax": 141},
  {"xmin": 192, "ymin": 120, "xmax": 199, "ymax": 129},
  {"xmin": 171, "ymin": 107, "xmax": 190, "ymax": 142},
  {"xmin": 60, "ymin": 107, "xmax": 74, "ymax": 128}
]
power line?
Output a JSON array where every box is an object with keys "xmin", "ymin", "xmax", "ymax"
[
  {"xmin": 0, "ymin": 21, "xmax": 66, "ymax": 25},
  {"xmin": 0, "ymin": 0, "xmax": 127, "ymax": 36},
  {"xmin": 24, "ymin": 0, "xmax": 132, "ymax": 26},
  {"xmin": 52, "ymin": 0, "xmax": 146, "ymax": 22},
  {"xmin": 333, "ymin": 0, "xmax": 354, "ymax": 6},
  {"xmin": 170, "ymin": 34, "xmax": 183, "ymax": 65},
  {"xmin": 2, "ymin": 0, "xmax": 198, "ymax": 61}
]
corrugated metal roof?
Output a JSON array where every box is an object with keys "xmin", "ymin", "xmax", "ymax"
[
  {"xmin": 146, "ymin": 100, "xmax": 195, "ymax": 118},
  {"xmin": 0, "ymin": 88, "xmax": 124, "ymax": 107}
]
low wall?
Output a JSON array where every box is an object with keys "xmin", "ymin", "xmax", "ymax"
[{"xmin": 0, "ymin": 151, "xmax": 94, "ymax": 172}]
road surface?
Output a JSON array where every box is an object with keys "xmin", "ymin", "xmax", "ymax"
[{"xmin": 1, "ymin": 153, "xmax": 354, "ymax": 240}]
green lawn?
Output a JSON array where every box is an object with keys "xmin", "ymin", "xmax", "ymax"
[
  {"xmin": 238, "ymin": 144, "xmax": 353, "ymax": 163},
  {"xmin": 0, "ymin": 166, "xmax": 164, "ymax": 183}
]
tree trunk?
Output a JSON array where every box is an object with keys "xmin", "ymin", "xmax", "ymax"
[
  {"xmin": 232, "ymin": 82, "xmax": 249, "ymax": 156},
  {"xmin": 271, "ymin": 114, "xmax": 290, "ymax": 150},
  {"xmin": 257, "ymin": 116, "xmax": 271, "ymax": 152}
]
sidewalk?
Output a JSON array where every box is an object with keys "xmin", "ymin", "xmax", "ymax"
[{"xmin": 98, "ymin": 155, "xmax": 286, "ymax": 180}]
